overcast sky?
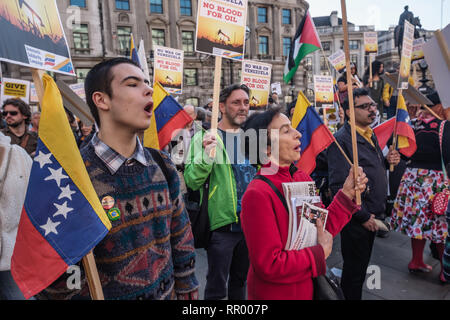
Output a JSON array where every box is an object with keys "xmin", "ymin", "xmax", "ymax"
[{"xmin": 307, "ymin": 0, "xmax": 449, "ymax": 31}]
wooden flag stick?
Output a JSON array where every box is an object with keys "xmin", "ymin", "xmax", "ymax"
[
  {"xmin": 390, "ymin": 88, "xmax": 403, "ymax": 172},
  {"xmin": 31, "ymin": 68, "xmax": 105, "ymax": 300},
  {"xmin": 317, "ymin": 50, "xmax": 354, "ymax": 166},
  {"xmin": 323, "ymin": 107, "xmax": 328, "ymax": 127},
  {"xmin": 340, "ymin": 0, "xmax": 361, "ymax": 205},
  {"xmin": 369, "ymin": 54, "xmax": 373, "ymax": 87},
  {"xmin": 422, "ymin": 104, "xmax": 442, "ymax": 120},
  {"xmin": 209, "ymin": 56, "xmax": 222, "ymax": 158},
  {"xmin": 82, "ymin": 251, "xmax": 105, "ymax": 300},
  {"xmin": 31, "ymin": 69, "xmax": 45, "ymax": 109}
]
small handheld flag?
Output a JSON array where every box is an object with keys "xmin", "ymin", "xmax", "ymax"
[
  {"xmin": 143, "ymin": 82, "xmax": 193, "ymax": 150},
  {"xmin": 292, "ymin": 91, "xmax": 335, "ymax": 175},
  {"xmin": 11, "ymin": 74, "xmax": 111, "ymax": 299}
]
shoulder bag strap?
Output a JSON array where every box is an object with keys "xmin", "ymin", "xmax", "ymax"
[
  {"xmin": 253, "ymin": 175, "xmax": 289, "ymax": 215},
  {"xmin": 148, "ymin": 148, "xmax": 170, "ymax": 184},
  {"xmin": 439, "ymin": 120, "xmax": 448, "ymax": 183},
  {"xmin": 20, "ymin": 133, "xmax": 30, "ymax": 150}
]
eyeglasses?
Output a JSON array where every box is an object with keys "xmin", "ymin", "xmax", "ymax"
[
  {"xmin": 354, "ymin": 103, "xmax": 377, "ymax": 111},
  {"xmin": 2, "ymin": 110, "xmax": 19, "ymax": 116}
]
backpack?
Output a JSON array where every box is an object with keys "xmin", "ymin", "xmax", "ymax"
[{"xmin": 149, "ymin": 148, "xmax": 211, "ymax": 249}]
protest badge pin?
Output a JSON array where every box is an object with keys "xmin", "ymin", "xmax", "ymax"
[
  {"xmin": 107, "ymin": 208, "xmax": 121, "ymax": 221},
  {"xmin": 101, "ymin": 195, "xmax": 115, "ymax": 210}
]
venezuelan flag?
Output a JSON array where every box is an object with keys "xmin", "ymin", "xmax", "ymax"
[
  {"xmin": 292, "ymin": 91, "xmax": 335, "ymax": 175},
  {"xmin": 373, "ymin": 117, "xmax": 396, "ymax": 150},
  {"xmin": 373, "ymin": 94, "xmax": 416, "ymax": 157},
  {"xmin": 395, "ymin": 93, "xmax": 417, "ymax": 157},
  {"xmin": 143, "ymin": 82, "xmax": 193, "ymax": 149},
  {"xmin": 11, "ymin": 74, "xmax": 111, "ymax": 299},
  {"xmin": 129, "ymin": 34, "xmax": 141, "ymax": 67}
]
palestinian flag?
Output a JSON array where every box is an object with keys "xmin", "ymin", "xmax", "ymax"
[{"xmin": 283, "ymin": 11, "xmax": 321, "ymax": 84}]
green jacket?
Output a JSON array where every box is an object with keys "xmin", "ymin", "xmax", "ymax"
[{"xmin": 183, "ymin": 130, "xmax": 238, "ymax": 231}]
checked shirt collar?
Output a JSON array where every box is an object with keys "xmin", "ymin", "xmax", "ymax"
[{"xmin": 90, "ymin": 133, "xmax": 149, "ymax": 175}]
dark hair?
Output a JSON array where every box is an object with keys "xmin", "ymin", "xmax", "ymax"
[
  {"xmin": 364, "ymin": 60, "xmax": 383, "ymax": 81},
  {"xmin": 341, "ymin": 87, "xmax": 369, "ymax": 120},
  {"xmin": 1, "ymin": 98, "xmax": 31, "ymax": 125},
  {"xmin": 286, "ymin": 99, "xmax": 297, "ymax": 118},
  {"xmin": 85, "ymin": 57, "xmax": 140, "ymax": 127},
  {"xmin": 219, "ymin": 84, "xmax": 250, "ymax": 103},
  {"xmin": 241, "ymin": 107, "xmax": 282, "ymax": 165}
]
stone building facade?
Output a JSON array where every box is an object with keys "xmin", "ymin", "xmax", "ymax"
[{"xmin": 3, "ymin": 1, "xmax": 434, "ymax": 110}]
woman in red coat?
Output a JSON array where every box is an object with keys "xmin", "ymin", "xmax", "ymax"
[{"xmin": 240, "ymin": 108, "xmax": 367, "ymax": 300}]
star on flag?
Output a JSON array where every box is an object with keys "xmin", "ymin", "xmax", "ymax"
[
  {"xmin": 34, "ymin": 151, "xmax": 52, "ymax": 169},
  {"xmin": 40, "ymin": 218, "xmax": 61, "ymax": 236},
  {"xmin": 52, "ymin": 201, "xmax": 74, "ymax": 220},
  {"xmin": 44, "ymin": 167, "xmax": 68, "ymax": 187}
]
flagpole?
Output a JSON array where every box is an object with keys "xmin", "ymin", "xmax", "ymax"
[
  {"xmin": 31, "ymin": 68, "xmax": 105, "ymax": 300},
  {"xmin": 340, "ymin": 0, "xmax": 362, "ymax": 205},
  {"xmin": 318, "ymin": 48, "xmax": 354, "ymax": 167},
  {"xmin": 82, "ymin": 251, "xmax": 105, "ymax": 300},
  {"xmin": 422, "ymin": 103, "xmax": 442, "ymax": 120},
  {"xmin": 390, "ymin": 89, "xmax": 402, "ymax": 172},
  {"xmin": 209, "ymin": 56, "xmax": 222, "ymax": 158},
  {"xmin": 31, "ymin": 69, "xmax": 45, "ymax": 110}
]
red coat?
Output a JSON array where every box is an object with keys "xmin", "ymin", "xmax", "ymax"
[{"xmin": 241, "ymin": 164, "xmax": 359, "ymax": 300}]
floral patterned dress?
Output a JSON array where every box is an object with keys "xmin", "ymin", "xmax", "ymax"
[
  {"xmin": 390, "ymin": 118, "xmax": 450, "ymax": 243},
  {"xmin": 390, "ymin": 168, "xmax": 447, "ymax": 242}
]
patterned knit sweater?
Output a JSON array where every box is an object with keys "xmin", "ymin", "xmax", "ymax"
[{"xmin": 37, "ymin": 145, "xmax": 199, "ymax": 300}]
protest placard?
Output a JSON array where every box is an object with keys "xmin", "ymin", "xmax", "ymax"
[
  {"xmin": 411, "ymin": 38, "xmax": 425, "ymax": 63},
  {"xmin": 423, "ymin": 24, "xmax": 450, "ymax": 109},
  {"xmin": 364, "ymin": 32, "xmax": 378, "ymax": 54},
  {"xmin": 328, "ymin": 50, "xmax": 346, "ymax": 73},
  {"xmin": 241, "ymin": 60, "xmax": 272, "ymax": 108},
  {"xmin": 397, "ymin": 20, "xmax": 414, "ymax": 90},
  {"xmin": 153, "ymin": 45, "xmax": 184, "ymax": 94},
  {"xmin": 195, "ymin": 0, "xmax": 248, "ymax": 60},
  {"xmin": 1, "ymin": 77, "xmax": 30, "ymax": 104},
  {"xmin": 313, "ymin": 75, "xmax": 334, "ymax": 110},
  {"xmin": 0, "ymin": 0, "xmax": 75, "ymax": 76},
  {"xmin": 271, "ymin": 82, "xmax": 282, "ymax": 96},
  {"xmin": 69, "ymin": 82, "xmax": 86, "ymax": 101}
]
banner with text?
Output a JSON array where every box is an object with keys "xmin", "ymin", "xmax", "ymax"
[
  {"xmin": 195, "ymin": 0, "xmax": 248, "ymax": 60},
  {"xmin": 153, "ymin": 45, "xmax": 184, "ymax": 94},
  {"xmin": 241, "ymin": 60, "xmax": 272, "ymax": 108},
  {"xmin": 397, "ymin": 20, "xmax": 414, "ymax": 90},
  {"xmin": 0, "ymin": 0, "xmax": 75, "ymax": 76},
  {"xmin": 313, "ymin": 75, "xmax": 334, "ymax": 112},
  {"xmin": 328, "ymin": 50, "xmax": 346, "ymax": 73},
  {"xmin": 69, "ymin": 82, "xmax": 86, "ymax": 101},
  {"xmin": 364, "ymin": 32, "xmax": 378, "ymax": 54},
  {"xmin": 1, "ymin": 78, "xmax": 30, "ymax": 105},
  {"xmin": 411, "ymin": 38, "xmax": 425, "ymax": 63}
]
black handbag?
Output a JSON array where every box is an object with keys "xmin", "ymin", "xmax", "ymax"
[
  {"xmin": 254, "ymin": 175, "xmax": 345, "ymax": 300},
  {"xmin": 313, "ymin": 271, "xmax": 345, "ymax": 300},
  {"xmin": 184, "ymin": 176, "xmax": 211, "ymax": 249}
]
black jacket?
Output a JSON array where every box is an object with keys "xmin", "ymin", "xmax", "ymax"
[{"xmin": 327, "ymin": 122, "xmax": 388, "ymax": 223}]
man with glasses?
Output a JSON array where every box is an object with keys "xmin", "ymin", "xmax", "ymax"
[
  {"xmin": 327, "ymin": 88, "xmax": 400, "ymax": 300},
  {"xmin": 1, "ymin": 99, "xmax": 37, "ymax": 157}
]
